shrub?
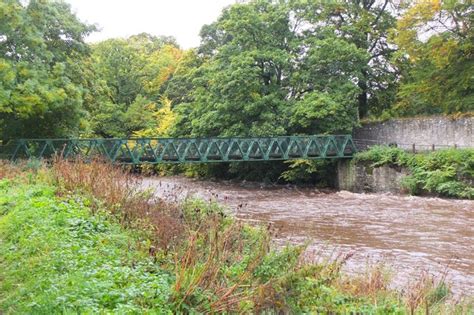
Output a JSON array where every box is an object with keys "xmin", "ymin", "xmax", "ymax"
[
  {"xmin": 354, "ymin": 145, "xmax": 409, "ymax": 167},
  {"xmin": 354, "ymin": 146, "xmax": 474, "ymax": 199}
]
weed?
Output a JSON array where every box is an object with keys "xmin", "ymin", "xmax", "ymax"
[
  {"xmin": 1, "ymin": 160, "xmax": 472, "ymax": 313},
  {"xmin": 355, "ymin": 146, "xmax": 474, "ymax": 199},
  {"xmin": 404, "ymin": 270, "xmax": 450, "ymax": 315},
  {"xmin": 51, "ymin": 158, "xmax": 185, "ymax": 250}
]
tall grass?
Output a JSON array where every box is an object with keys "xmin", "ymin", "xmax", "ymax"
[
  {"xmin": 1, "ymin": 159, "xmax": 472, "ymax": 313},
  {"xmin": 52, "ymin": 158, "xmax": 184, "ymax": 250}
]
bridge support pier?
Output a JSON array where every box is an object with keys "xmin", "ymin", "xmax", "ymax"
[{"xmin": 336, "ymin": 159, "xmax": 409, "ymax": 194}]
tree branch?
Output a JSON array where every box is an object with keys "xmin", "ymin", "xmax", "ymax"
[{"xmin": 371, "ymin": 0, "xmax": 389, "ymax": 27}]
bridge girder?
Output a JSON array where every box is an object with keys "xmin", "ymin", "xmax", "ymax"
[{"xmin": 1, "ymin": 135, "xmax": 356, "ymax": 164}]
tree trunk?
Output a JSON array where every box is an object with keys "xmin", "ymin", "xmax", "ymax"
[{"xmin": 358, "ymin": 80, "xmax": 369, "ymax": 118}]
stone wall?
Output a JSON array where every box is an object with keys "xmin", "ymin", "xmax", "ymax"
[
  {"xmin": 353, "ymin": 116, "xmax": 473, "ymax": 150},
  {"xmin": 337, "ymin": 116, "xmax": 473, "ymax": 194},
  {"xmin": 337, "ymin": 160, "xmax": 409, "ymax": 194}
]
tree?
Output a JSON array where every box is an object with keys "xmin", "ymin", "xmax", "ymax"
[
  {"xmin": 0, "ymin": 0, "xmax": 95, "ymax": 139},
  {"xmin": 299, "ymin": 0, "xmax": 400, "ymax": 117},
  {"xmin": 132, "ymin": 97, "xmax": 176, "ymax": 137},
  {"xmin": 168, "ymin": 0, "xmax": 367, "ymax": 138},
  {"xmin": 392, "ymin": 0, "xmax": 473, "ymax": 115},
  {"xmin": 89, "ymin": 34, "xmax": 182, "ymax": 137}
]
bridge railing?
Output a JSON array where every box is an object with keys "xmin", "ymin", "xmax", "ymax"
[
  {"xmin": 1, "ymin": 135, "xmax": 357, "ymax": 164},
  {"xmin": 352, "ymin": 138, "xmax": 470, "ymax": 153}
]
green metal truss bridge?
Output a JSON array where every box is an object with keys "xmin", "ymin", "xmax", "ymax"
[{"xmin": 0, "ymin": 135, "xmax": 357, "ymax": 164}]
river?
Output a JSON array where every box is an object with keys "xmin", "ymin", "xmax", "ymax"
[{"xmin": 142, "ymin": 176, "xmax": 474, "ymax": 297}]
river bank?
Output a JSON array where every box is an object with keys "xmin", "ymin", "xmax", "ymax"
[
  {"xmin": 143, "ymin": 175, "xmax": 474, "ymax": 298},
  {"xmin": 1, "ymin": 160, "xmax": 473, "ymax": 313},
  {"xmin": 338, "ymin": 147, "xmax": 474, "ymax": 198}
]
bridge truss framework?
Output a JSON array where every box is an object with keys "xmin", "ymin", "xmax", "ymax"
[{"xmin": 1, "ymin": 135, "xmax": 357, "ymax": 164}]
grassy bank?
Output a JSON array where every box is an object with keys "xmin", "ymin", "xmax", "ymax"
[
  {"xmin": 354, "ymin": 147, "xmax": 474, "ymax": 199},
  {"xmin": 0, "ymin": 161, "xmax": 471, "ymax": 313},
  {"xmin": 0, "ymin": 179, "xmax": 172, "ymax": 313}
]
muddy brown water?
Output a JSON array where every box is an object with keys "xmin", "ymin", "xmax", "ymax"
[{"xmin": 142, "ymin": 176, "xmax": 474, "ymax": 297}]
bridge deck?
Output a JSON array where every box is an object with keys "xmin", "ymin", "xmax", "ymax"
[{"xmin": 1, "ymin": 135, "xmax": 357, "ymax": 164}]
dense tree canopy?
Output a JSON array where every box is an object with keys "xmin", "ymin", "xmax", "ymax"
[
  {"xmin": 0, "ymin": 0, "xmax": 95, "ymax": 139},
  {"xmin": 168, "ymin": 0, "xmax": 369, "ymax": 138},
  {"xmin": 0, "ymin": 0, "xmax": 472, "ymax": 146},
  {"xmin": 392, "ymin": 0, "xmax": 473, "ymax": 115},
  {"xmin": 88, "ymin": 33, "xmax": 182, "ymax": 137},
  {"xmin": 299, "ymin": 0, "xmax": 400, "ymax": 117}
]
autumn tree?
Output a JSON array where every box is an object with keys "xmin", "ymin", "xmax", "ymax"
[
  {"xmin": 89, "ymin": 33, "xmax": 182, "ymax": 137},
  {"xmin": 392, "ymin": 0, "xmax": 473, "ymax": 115},
  {"xmin": 0, "ymin": 0, "xmax": 95, "ymax": 139}
]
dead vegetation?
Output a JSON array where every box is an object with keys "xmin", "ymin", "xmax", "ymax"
[
  {"xmin": 51, "ymin": 157, "xmax": 184, "ymax": 251},
  {"xmin": 1, "ymin": 158, "xmax": 472, "ymax": 313}
]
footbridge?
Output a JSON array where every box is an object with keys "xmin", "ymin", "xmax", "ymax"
[{"xmin": 0, "ymin": 135, "xmax": 357, "ymax": 164}]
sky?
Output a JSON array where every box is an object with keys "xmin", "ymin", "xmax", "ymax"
[{"xmin": 65, "ymin": 0, "xmax": 237, "ymax": 49}]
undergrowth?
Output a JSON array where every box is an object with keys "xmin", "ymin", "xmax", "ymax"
[
  {"xmin": 0, "ymin": 160, "xmax": 472, "ymax": 313},
  {"xmin": 354, "ymin": 146, "xmax": 474, "ymax": 199},
  {"xmin": 0, "ymin": 178, "xmax": 172, "ymax": 313}
]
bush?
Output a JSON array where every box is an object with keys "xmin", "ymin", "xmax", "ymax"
[
  {"xmin": 354, "ymin": 145, "xmax": 409, "ymax": 167},
  {"xmin": 409, "ymin": 149, "xmax": 474, "ymax": 198},
  {"xmin": 354, "ymin": 146, "xmax": 474, "ymax": 199}
]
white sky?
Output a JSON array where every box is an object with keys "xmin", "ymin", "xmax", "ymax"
[{"xmin": 65, "ymin": 0, "xmax": 237, "ymax": 49}]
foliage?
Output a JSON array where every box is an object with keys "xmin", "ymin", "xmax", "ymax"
[
  {"xmin": 1, "ymin": 0, "xmax": 472, "ymax": 145},
  {"xmin": 89, "ymin": 34, "xmax": 182, "ymax": 137},
  {"xmin": 300, "ymin": 0, "xmax": 400, "ymax": 117},
  {"xmin": 0, "ymin": 179, "xmax": 173, "ymax": 313},
  {"xmin": 0, "ymin": 0, "xmax": 95, "ymax": 139},
  {"xmin": 51, "ymin": 158, "xmax": 185, "ymax": 249},
  {"xmin": 407, "ymin": 149, "xmax": 474, "ymax": 199},
  {"xmin": 354, "ymin": 145, "xmax": 410, "ymax": 167},
  {"xmin": 355, "ymin": 146, "xmax": 474, "ymax": 199},
  {"xmin": 133, "ymin": 97, "xmax": 176, "ymax": 137},
  {"xmin": 280, "ymin": 159, "xmax": 319, "ymax": 183},
  {"xmin": 279, "ymin": 159, "xmax": 336, "ymax": 185},
  {"xmin": 168, "ymin": 0, "xmax": 369, "ymax": 138},
  {"xmin": 392, "ymin": 0, "xmax": 474, "ymax": 115}
]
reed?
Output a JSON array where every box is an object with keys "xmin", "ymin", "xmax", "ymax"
[{"xmin": 51, "ymin": 157, "xmax": 184, "ymax": 251}]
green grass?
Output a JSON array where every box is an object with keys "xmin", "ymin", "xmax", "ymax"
[
  {"xmin": 0, "ymin": 177, "xmax": 403, "ymax": 314},
  {"xmin": 354, "ymin": 146, "xmax": 474, "ymax": 199},
  {"xmin": 0, "ymin": 179, "xmax": 172, "ymax": 314},
  {"xmin": 0, "ymin": 163, "xmax": 472, "ymax": 313}
]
